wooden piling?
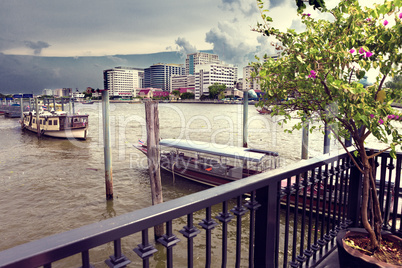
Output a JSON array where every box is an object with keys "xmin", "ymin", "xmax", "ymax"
[
  {"xmin": 301, "ymin": 120, "xmax": 309, "ymax": 160},
  {"xmin": 35, "ymin": 98, "xmax": 40, "ymax": 138},
  {"xmin": 102, "ymin": 90, "xmax": 113, "ymax": 200},
  {"xmin": 145, "ymin": 101, "xmax": 164, "ymax": 238},
  {"xmin": 243, "ymin": 91, "xmax": 249, "ymax": 148},
  {"xmin": 323, "ymin": 122, "xmax": 330, "ymax": 154}
]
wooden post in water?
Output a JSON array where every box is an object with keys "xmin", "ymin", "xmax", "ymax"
[
  {"xmin": 301, "ymin": 119, "xmax": 309, "ymax": 160},
  {"xmin": 20, "ymin": 97, "xmax": 24, "ymax": 121},
  {"xmin": 145, "ymin": 101, "xmax": 164, "ymax": 238},
  {"xmin": 35, "ymin": 98, "xmax": 40, "ymax": 138},
  {"xmin": 102, "ymin": 90, "xmax": 113, "ymax": 200},
  {"xmin": 323, "ymin": 122, "xmax": 330, "ymax": 154},
  {"xmin": 243, "ymin": 91, "xmax": 249, "ymax": 148}
]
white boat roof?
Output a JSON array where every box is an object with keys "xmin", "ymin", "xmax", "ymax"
[{"xmin": 159, "ymin": 139, "xmax": 268, "ymax": 162}]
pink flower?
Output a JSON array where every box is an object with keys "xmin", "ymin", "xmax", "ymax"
[
  {"xmin": 383, "ymin": 20, "xmax": 389, "ymax": 26},
  {"xmin": 365, "ymin": 51, "xmax": 373, "ymax": 58},
  {"xmin": 388, "ymin": 115, "xmax": 393, "ymax": 119},
  {"xmin": 366, "ymin": 18, "xmax": 372, "ymax": 22},
  {"xmin": 359, "ymin": 47, "xmax": 365, "ymax": 54},
  {"xmin": 370, "ymin": 114, "xmax": 375, "ymax": 119},
  {"xmin": 399, "ymin": 13, "xmax": 402, "ymax": 19},
  {"xmin": 308, "ymin": 70, "xmax": 317, "ymax": 79},
  {"xmin": 379, "ymin": 119, "xmax": 384, "ymax": 124},
  {"xmin": 349, "ymin": 48, "xmax": 355, "ymax": 54},
  {"xmin": 397, "ymin": 115, "xmax": 400, "ymax": 120}
]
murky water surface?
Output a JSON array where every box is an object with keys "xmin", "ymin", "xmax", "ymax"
[{"xmin": 0, "ymin": 102, "xmax": 399, "ymax": 267}]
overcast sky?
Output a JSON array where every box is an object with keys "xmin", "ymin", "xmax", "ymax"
[
  {"xmin": 0, "ymin": 0, "xmax": 327, "ymax": 60},
  {"xmin": 0, "ymin": 0, "xmax": 382, "ymax": 93}
]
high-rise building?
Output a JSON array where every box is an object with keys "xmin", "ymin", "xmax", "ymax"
[
  {"xmin": 186, "ymin": 52, "xmax": 220, "ymax": 75},
  {"xmin": 103, "ymin": 67, "xmax": 144, "ymax": 97},
  {"xmin": 194, "ymin": 63, "xmax": 238, "ymax": 100},
  {"xmin": 144, "ymin": 63, "xmax": 184, "ymax": 92}
]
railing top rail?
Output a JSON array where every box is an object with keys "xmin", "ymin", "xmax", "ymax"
[{"xmin": 0, "ymin": 150, "xmax": 352, "ymax": 267}]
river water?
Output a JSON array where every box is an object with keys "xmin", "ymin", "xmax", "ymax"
[{"xmin": 0, "ymin": 102, "xmax": 398, "ymax": 267}]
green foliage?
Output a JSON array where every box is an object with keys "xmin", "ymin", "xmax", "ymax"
[
  {"xmin": 208, "ymin": 83, "xmax": 226, "ymax": 99},
  {"xmin": 180, "ymin": 92, "xmax": 195, "ymax": 100},
  {"xmin": 253, "ymin": 0, "xmax": 402, "ymax": 158},
  {"xmin": 172, "ymin": 90, "xmax": 181, "ymax": 97},
  {"xmin": 386, "ymin": 75, "xmax": 402, "ymax": 90}
]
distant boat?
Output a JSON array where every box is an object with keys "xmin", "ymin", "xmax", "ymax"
[
  {"xmin": 4, "ymin": 104, "xmax": 21, "ymax": 118},
  {"xmin": 82, "ymin": 100, "xmax": 94, "ymax": 104},
  {"xmin": 257, "ymin": 107, "xmax": 272, "ymax": 114},
  {"xmin": 21, "ymin": 110, "xmax": 89, "ymax": 140}
]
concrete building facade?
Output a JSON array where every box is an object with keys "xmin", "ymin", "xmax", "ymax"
[
  {"xmin": 103, "ymin": 67, "xmax": 144, "ymax": 97},
  {"xmin": 194, "ymin": 63, "xmax": 238, "ymax": 100},
  {"xmin": 171, "ymin": 74, "xmax": 195, "ymax": 92},
  {"xmin": 186, "ymin": 52, "xmax": 220, "ymax": 75}
]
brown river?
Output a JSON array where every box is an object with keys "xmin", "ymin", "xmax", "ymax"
[{"xmin": 0, "ymin": 102, "xmax": 397, "ymax": 267}]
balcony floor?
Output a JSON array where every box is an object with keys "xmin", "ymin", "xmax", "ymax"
[{"xmin": 312, "ymin": 247, "xmax": 340, "ymax": 268}]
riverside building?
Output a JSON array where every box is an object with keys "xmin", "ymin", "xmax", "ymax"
[
  {"xmin": 144, "ymin": 63, "xmax": 185, "ymax": 92},
  {"xmin": 194, "ymin": 63, "xmax": 238, "ymax": 100},
  {"xmin": 186, "ymin": 52, "xmax": 220, "ymax": 75},
  {"xmin": 103, "ymin": 67, "xmax": 144, "ymax": 97}
]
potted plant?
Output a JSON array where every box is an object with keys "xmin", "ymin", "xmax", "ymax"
[{"xmin": 252, "ymin": 0, "xmax": 402, "ymax": 265}]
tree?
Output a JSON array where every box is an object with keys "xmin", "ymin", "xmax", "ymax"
[
  {"xmin": 208, "ymin": 83, "xmax": 226, "ymax": 99},
  {"xmin": 386, "ymin": 75, "xmax": 402, "ymax": 90},
  {"xmin": 172, "ymin": 90, "xmax": 181, "ymax": 97},
  {"xmin": 180, "ymin": 92, "xmax": 195, "ymax": 100},
  {"xmin": 253, "ymin": 0, "xmax": 402, "ymax": 252}
]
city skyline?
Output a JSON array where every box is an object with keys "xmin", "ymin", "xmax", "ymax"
[{"xmin": 0, "ymin": 0, "xmax": 381, "ymax": 94}]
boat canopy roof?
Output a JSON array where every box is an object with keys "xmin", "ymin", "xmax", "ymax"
[{"xmin": 159, "ymin": 139, "xmax": 271, "ymax": 162}]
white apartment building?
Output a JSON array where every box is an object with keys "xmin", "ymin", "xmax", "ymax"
[
  {"xmin": 243, "ymin": 66, "xmax": 260, "ymax": 92},
  {"xmin": 186, "ymin": 52, "xmax": 221, "ymax": 75},
  {"xmin": 42, "ymin": 89, "xmax": 53, "ymax": 96},
  {"xmin": 103, "ymin": 67, "xmax": 144, "ymax": 97},
  {"xmin": 194, "ymin": 63, "xmax": 238, "ymax": 100},
  {"xmin": 171, "ymin": 74, "xmax": 195, "ymax": 91},
  {"xmin": 243, "ymin": 53, "xmax": 281, "ymax": 92}
]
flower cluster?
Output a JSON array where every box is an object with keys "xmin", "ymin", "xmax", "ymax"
[
  {"xmin": 371, "ymin": 114, "xmax": 401, "ymax": 125},
  {"xmin": 350, "ymin": 47, "xmax": 372, "ymax": 58},
  {"xmin": 308, "ymin": 70, "xmax": 317, "ymax": 79}
]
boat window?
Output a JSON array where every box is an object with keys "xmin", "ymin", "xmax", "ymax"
[
  {"xmin": 40, "ymin": 119, "xmax": 42, "ymax": 124},
  {"xmin": 33, "ymin": 119, "xmax": 36, "ymax": 123},
  {"xmin": 49, "ymin": 120, "xmax": 52, "ymax": 126},
  {"xmin": 54, "ymin": 120, "xmax": 58, "ymax": 125}
]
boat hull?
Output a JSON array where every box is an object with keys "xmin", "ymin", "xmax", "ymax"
[{"xmin": 23, "ymin": 125, "xmax": 88, "ymax": 140}]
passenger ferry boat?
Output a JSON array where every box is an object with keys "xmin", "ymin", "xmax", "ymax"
[
  {"xmin": 136, "ymin": 139, "xmax": 280, "ymax": 187},
  {"xmin": 21, "ymin": 110, "xmax": 89, "ymax": 140}
]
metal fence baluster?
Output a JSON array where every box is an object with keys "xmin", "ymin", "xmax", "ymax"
[
  {"xmin": 105, "ymin": 238, "xmax": 131, "ymax": 268},
  {"xmin": 245, "ymin": 190, "xmax": 261, "ymax": 268},
  {"xmin": 133, "ymin": 229, "xmax": 157, "ymax": 268},
  {"xmin": 179, "ymin": 213, "xmax": 201, "ymax": 268},
  {"xmin": 231, "ymin": 196, "xmax": 248, "ymax": 268},
  {"xmin": 158, "ymin": 220, "xmax": 180, "ymax": 268},
  {"xmin": 216, "ymin": 201, "xmax": 234, "ymax": 268},
  {"xmin": 199, "ymin": 206, "xmax": 218, "ymax": 268}
]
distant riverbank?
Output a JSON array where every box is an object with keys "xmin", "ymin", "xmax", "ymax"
[{"xmin": 105, "ymin": 99, "xmax": 259, "ymax": 105}]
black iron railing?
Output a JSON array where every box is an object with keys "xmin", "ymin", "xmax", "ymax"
[{"xmin": 0, "ymin": 150, "xmax": 401, "ymax": 268}]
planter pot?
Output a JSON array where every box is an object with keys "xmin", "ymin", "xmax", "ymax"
[{"xmin": 336, "ymin": 228, "xmax": 402, "ymax": 268}]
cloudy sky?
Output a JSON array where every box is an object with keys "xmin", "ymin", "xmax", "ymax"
[
  {"xmin": 0, "ymin": 0, "xmax": 323, "ymax": 60},
  {"xmin": 0, "ymin": 0, "xmax": 381, "ymax": 93}
]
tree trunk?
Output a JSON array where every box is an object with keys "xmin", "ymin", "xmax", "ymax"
[{"xmin": 360, "ymin": 151, "xmax": 382, "ymax": 250}]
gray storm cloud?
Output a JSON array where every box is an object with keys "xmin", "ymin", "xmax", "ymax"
[
  {"xmin": 24, "ymin": 41, "xmax": 50, "ymax": 55},
  {"xmin": 175, "ymin": 37, "xmax": 198, "ymax": 58},
  {"xmin": 220, "ymin": 0, "xmax": 259, "ymax": 16}
]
